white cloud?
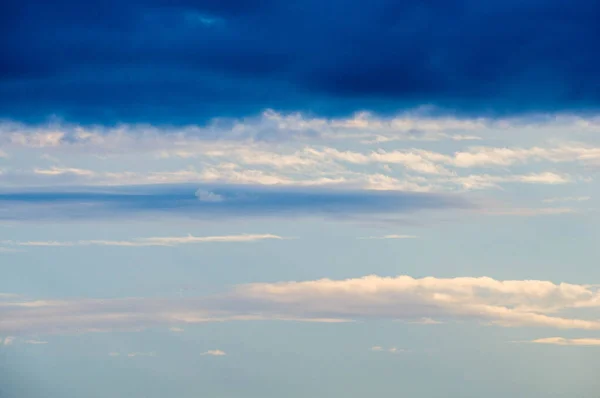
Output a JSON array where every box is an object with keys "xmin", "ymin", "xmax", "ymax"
[
  {"xmin": 4, "ymin": 275, "xmax": 600, "ymax": 335},
  {"xmin": 24, "ymin": 339, "xmax": 48, "ymax": 344},
  {"xmin": 358, "ymin": 234, "xmax": 417, "ymax": 240},
  {"xmin": 406, "ymin": 317, "xmax": 443, "ymax": 325},
  {"xmin": 169, "ymin": 327, "xmax": 184, "ymax": 332},
  {"xmin": 3, "ymin": 336, "xmax": 15, "ymax": 345},
  {"xmin": 0, "ymin": 233, "xmax": 284, "ymax": 248},
  {"xmin": 528, "ymin": 337, "xmax": 600, "ymax": 346},
  {"xmin": 201, "ymin": 350, "xmax": 226, "ymax": 356},
  {"xmin": 371, "ymin": 346, "xmax": 406, "ymax": 353}
]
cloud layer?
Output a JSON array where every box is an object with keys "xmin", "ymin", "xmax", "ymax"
[
  {"xmin": 3, "ymin": 275, "xmax": 600, "ymax": 335},
  {"xmin": 2, "ymin": 1, "xmax": 600, "ymax": 122},
  {"xmin": 0, "ymin": 184, "xmax": 470, "ymax": 221}
]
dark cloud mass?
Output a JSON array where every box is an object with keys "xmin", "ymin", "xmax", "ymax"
[{"xmin": 1, "ymin": 0, "xmax": 599, "ymax": 123}]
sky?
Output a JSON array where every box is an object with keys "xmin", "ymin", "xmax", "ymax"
[{"xmin": 2, "ymin": 1, "xmax": 600, "ymax": 397}]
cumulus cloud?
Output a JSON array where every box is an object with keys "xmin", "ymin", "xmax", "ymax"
[
  {"xmin": 3, "ymin": 275, "xmax": 600, "ymax": 335},
  {"xmin": 201, "ymin": 350, "xmax": 226, "ymax": 356}
]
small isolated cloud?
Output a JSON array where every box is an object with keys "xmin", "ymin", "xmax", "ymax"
[
  {"xmin": 371, "ymin": 346, "xmax": 406, "ymax": 353},
  {"xmin": 109, "ymin": 352, "xmax": 120, "ymax": 357},
  {"xmin": 358, "ymin": 234, "xmax": 417, "ymax": 240},
  {"xmin": 3, "ymin": 336, "xmax": 15, "ymax": 346},
  {"xmin": 169, "ymin": 327, "xmax": 184, "ymax": 332},
  {"xmin": 388, "ymin": 347, "xmax": 407, "ymax": 354},
  {"xmin": 24, "ymin": 339, "xmax": 48, "ymax": 345},
  {"xmin": 528, "ymin": 337, "xmax": 600, "ymax": 346},
  {"xmin": 201, "ymin": 350, "xmax": 226, "ymax": 356},
  {"xmin": 195, "ymin": 189, "xmax": 224, "ymax": 203},
  {"xmin": 127, "ymin": 352, "xmax": 157, "ymax": 357}
]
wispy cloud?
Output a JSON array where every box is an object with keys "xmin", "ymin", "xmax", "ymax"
[
  {"xmin": 405, "ymin": 317, "xmax": 443, "ymax": 325},
  {"xmin": 527, "ymin": 337, "xmax": 600, "ymax": 346},
  {"xmin": 24, "ymin": 339, "xmax": 48, "ymax": 345},
  {"xmin": 201, "ymin": 350, "xmax": 226, "ymax": 356},
  {"xmin": 542, "ymin": 196, "xmax": 591, "ymax": 204},
  {"xmin": 0, "ymin": 234, "xmax": 284, "ymax": 248},
  {"xmin": 169, "ymin": 327, "xmax": 184, "ymax": 333},
  {"xmin": 371, "ymin": 346, "xmax": 406, "ymax": 353},
  {"xmin": 358, "ymin": 234, "xmax": 417, "ymax": 240}
]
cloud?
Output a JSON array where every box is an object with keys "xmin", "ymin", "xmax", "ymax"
[
  {"xmin": 528, "ymin": 337, "xmax": 600, "ymax": 346},
  {"xmin": 3, "ymin": 336, "xmax": 15, "ymax": 345},
  {"xmin": 0, "ymin": 184, "xmax": 470, "ymax": 222},
  {"xmin": 371, "ymin": 346, "xmax": 406, "ymax": 353},
  {"xmin": 195, "ymin": 190, "xmax": 224, "ymax": 203},
  {"xmin": 0, "ymin": 233, "xmax": 284, "ymax": 248},
  {"xmin": 201, "ymin": 350, "xmax": 226, "ymax": 356},
  {"xmin": 24, "ymin": 339, "xmax": 48, "ymax": 344},
  {"xmin": 543, "ymin": 196, "xmax": 591, "ymax": 204},
  {"xmin": 109, "ymin": 352, "xmax": 120, "ymax": 356},
  {"xmin": 358, "ymin": 235, "xmax": 418, "ymax": 240},
  {"xmin": 3, "ymin": 1, "xmax": 600, "ymax": 122},
  {"xmin": 169, "ymin": 327, "xmax": 184, "ymax": 332},
  {"xmin": 479, "ymin": 208, "xmax": 577, "ymax": 217},
  {"xmin": 127, "ymin": 352, "xmax": 157, "ymax": 357},
  {"xmin": 3, "ymin": 275, "xmax": 600, "ymax": 335},
  {"xmin": 405, "ymin": 317, "xmax": 443, "ymax": 325}
]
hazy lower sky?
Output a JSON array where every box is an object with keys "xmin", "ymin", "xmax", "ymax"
[{"xmin": 2, "ymin": 1, "xmax": 600, "ymax": 397}]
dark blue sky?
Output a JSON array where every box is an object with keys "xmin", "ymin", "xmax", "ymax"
[{"xmin": 2, "ymin": 0, "xmax": 600, "ymax": 123}]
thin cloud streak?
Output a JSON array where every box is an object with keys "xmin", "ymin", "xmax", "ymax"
[
  {"xmin": 0, "ymin": 234, "xmax": 285, "ymax": 248},
  {"xmin": 358, "ymin": 234, "xmax": 418, "ymax": 240}
]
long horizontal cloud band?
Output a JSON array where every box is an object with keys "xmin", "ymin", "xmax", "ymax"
[
  {"xmin": 2, "ymin": 275, "xmax": 600, "ymax": 335},
  {"xmin": 0, "ymin": 184, "xmax": 471, "ymax": 221}
]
